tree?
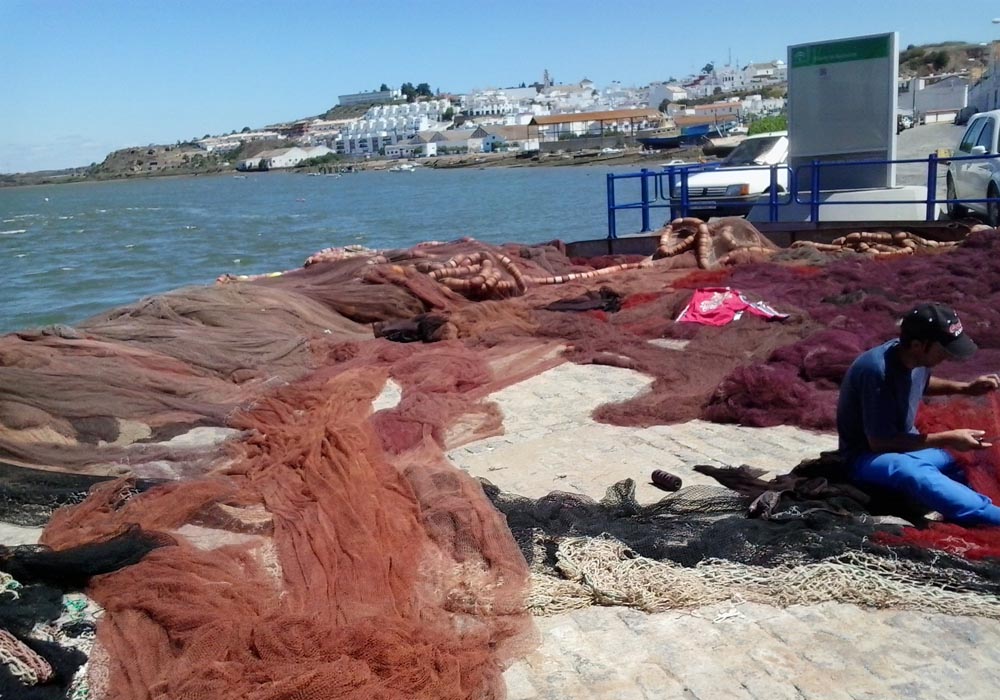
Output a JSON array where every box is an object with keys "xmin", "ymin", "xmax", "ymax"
[
  {"xmin": 702, "ymin": 62, "xmax": 714, "ymax": 74},
  {"xmin": 519, "ymin": 82, "xmax": 526, "ymax": 88},
  {"xmin": 415, "ymin": 82, "xmax": 433, "ymax": 98},
  {"xmin": 380, "ymin": 83, "xmax": 390, "ymax": 92},
  {"xmin": 748, "ymin": 114, "xmax": 787, "ymax": 136},
  {"xmin": 930, "ymin": 50, "xmax": 948, "ymax": 71},
  {"xmin": 443, "ymin": 107, "xmax": 455, "ymax": 121},
  {"xmin": 658, "ymin": 99, "xmax": 671, "ymax": 113},
  {"xmin": 713, "ymin": 86, "xmax": 723, "ymax": 95},
  {"xmin": 400, "ymin": 82, "xmax": 416, "ymax": 102},
  {"xmin": 241, "ymin": 126, "xmax": 251, "ymax": 133}
]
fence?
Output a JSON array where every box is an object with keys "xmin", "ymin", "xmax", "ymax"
[{"xmin": 606, "ymin": 151, "xmax": 996, "ymax": 239}]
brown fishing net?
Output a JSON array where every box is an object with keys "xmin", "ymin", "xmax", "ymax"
[
  {"xmin": 4, "ymin": 227, "xmax": 1000, "ymax": 698},
  {"xmin": 30, "ymin": 365, "xmax": 535, "ymax": 699}
]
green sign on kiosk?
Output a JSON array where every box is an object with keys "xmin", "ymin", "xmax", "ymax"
[{"xmin": 788, "ymin": 32, "xmax": 898, "ymax": 191}]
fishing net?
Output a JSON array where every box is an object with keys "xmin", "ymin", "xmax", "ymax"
[
  {"xmin": 486, "ymin": 470, "xmax": 1000, "ymax": 620},
  {"xmin": 4, "ymin": 228, "xmax": 1000, "ymax": 697}
]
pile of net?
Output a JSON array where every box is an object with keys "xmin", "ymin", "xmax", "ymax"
[
  {"xmin": 486, "ymin": 456, "xmax": 1000, "ymax": 620},
  {"xmin": 4, "ymin": 227, "xmax": 1000, "ymax": 697}
]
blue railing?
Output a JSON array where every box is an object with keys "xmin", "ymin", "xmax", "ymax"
[{"xmin": 605, "ymin": 151, "xmax": 999, "ymax": 239}]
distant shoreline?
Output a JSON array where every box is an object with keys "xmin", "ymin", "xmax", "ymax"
[{"xmin": 0, "ymin": 146, "xmax": 709, "ymax": 189}]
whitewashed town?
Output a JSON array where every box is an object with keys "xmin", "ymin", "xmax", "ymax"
[
  {"xmin": 6, "ymin": 41, "xmax": 994, "ymax": 184},
  {"xmin": 213, "ymin": 63, "xmax": 791, "ymax": 170},
  {"xmin": 182, "ymin": 48, "xmax": 993, "ymax": 172}
]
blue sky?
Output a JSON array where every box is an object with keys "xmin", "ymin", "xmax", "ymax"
[{"xmin": 2, "ymin": 0, "xmax": 999, "ymax": 173}]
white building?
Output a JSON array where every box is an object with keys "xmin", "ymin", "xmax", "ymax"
[
  {"xmin": 900, "ymin": 75, "xmax": 969, "ymax": 122},
  {"xmin": 682, "ymin": 59, "xmax": 787, "ymax": 98},
  {"xmin": 198, "ymin": 130, "xmax": 282, "ymax": 153},
  {"xmin": 338, "ymin": 89, "xmax": 398, "ymax": 107},
  {"xmin": 742, "ymin": 61, "xmax": 787, "ymax": 86},
  {"xmin": 384, "ymin": 142, "xmax": 423, "ymax": 158},
  {"xmin": 739, "ymin": 94, "xmax": 786, "ymax": 116},
  {"xmin": 461, "ymin": 87, "xmax": 538, "ymax": 117},
  {"xmin": 648, "ymin": 82, "xmax": 688, "ymax": 109},
  {"xmin": 600, "ymin": 82, "xmax": 646, "ymax": 110},
  {"xmin": 480, "ymin": 125, "xmax": 540, "ymax": 152},
  {"xmin": 538, "ymin": 82, "xmax": 600, "ymax": 112},
  {"xmin": 970, "ymin": 63, "xmax": 1000, "ymax": 113},
  {"xmin": 335, "ymin": 99, "xmax": 454, "ymax": 155},
  {"xmin": 237, "ymin": 146, "xmax": 333, "ymax": 171}
]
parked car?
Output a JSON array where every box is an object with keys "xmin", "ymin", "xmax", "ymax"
[
  {"xmin": 954, "ymin": 105, "xmax": 979, "ymax": 126},
  {"xmin": 946, "ymin": 109, "xmax": 1000, "ymax": 225},
  {"xmin": 669, "ymin": 131, "xmax": 788, "ymax": 219}
]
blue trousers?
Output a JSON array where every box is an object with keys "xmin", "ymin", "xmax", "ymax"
[{"xmin": 850, "ymin": 448, "xmax": 1000, "ymax": 526}]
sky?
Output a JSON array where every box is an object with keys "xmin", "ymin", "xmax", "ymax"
[{"xmin": 2, "ymin": 0, "xmax": 1000, "ymax": 173}]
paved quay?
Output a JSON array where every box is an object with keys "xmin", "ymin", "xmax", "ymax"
[{"xmin": 446, "ymin": 362, "xmax": 1000, "ymax": 700}]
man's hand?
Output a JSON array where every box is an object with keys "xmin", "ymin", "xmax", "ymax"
[
  {"xmin": 964, "ymin": 374, "xmax": 1000, "ymax": 396},
  {"xmin": 943, "ymin": 428, "xmax": 991, "ymax": 451}
]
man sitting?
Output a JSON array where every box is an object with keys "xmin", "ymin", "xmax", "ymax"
[{"xmin": 837, "ymin": 303, "xmax": 1000, "ymax": 526}]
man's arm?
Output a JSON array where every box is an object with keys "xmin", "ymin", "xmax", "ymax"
[
  {"xmin": 868, "ymin": 428, "xmax": 990, "ymax": 453},
  {"xmin": 926, "ymin": 373, "xmax": 1000, "ymax": 396}
]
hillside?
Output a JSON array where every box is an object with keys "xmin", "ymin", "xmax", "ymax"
[
  {"xmin": 319, "ymin": 103, "xmax": 382, "ymax": 121},
  {"xmin": 899, "ymin": 41, "xmax": 991, "ymax": 78}
]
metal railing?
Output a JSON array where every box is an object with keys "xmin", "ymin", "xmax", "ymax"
[{"xmin": 605, "ymin": 151, "xmax": 999, "ymax": 239}]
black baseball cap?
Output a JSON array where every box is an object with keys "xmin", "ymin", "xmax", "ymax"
[{"xmin": 900, "ymin": 303, "xmax": 977, "ymax": 360}]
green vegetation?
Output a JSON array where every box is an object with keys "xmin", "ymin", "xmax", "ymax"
[
  {"xmin": 320, "ymin": 103, "xmax": 375, "ymax": 121},
  {"xmin": 899, "ymin": 41, "xmax": 989, "ymax": 77},
  {"xmin": 748, "ymin": 115, "xmax": 787, "ymax": 135},
  {"xmin": 296, "ymin": 153, "xmax": 342, "ymax": 167},
  {"xmin": 400, "ymin": 82, "xmax": 434, "ymax": 102}
]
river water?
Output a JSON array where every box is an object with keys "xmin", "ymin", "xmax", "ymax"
[{"xmin": 0, "ymin": 166, "xmax": 649, "ymax": 333}]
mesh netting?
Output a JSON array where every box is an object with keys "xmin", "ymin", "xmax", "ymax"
[
  {"xmin": 4, "ymin": 230, "xmax": 1000, "ymax": 697},
  {"xmin": 485, "ymin": 475, "xmax": 1000, "ymax": 619}
]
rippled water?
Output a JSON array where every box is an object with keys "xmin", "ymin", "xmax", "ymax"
[{"xmin": 0, "ymin": 167, "xmax": 648, "ymax": 333}]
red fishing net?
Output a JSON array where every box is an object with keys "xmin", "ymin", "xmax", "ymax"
[
  {"xmin": 871, "ymin": 393, "xmax": 1000, "ymax": 559},
  {"xmin": 4, "ymin": 228, "xmax": 1000, "ymax": 697}
]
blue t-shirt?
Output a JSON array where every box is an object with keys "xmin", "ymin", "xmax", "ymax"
[{"xmin": 837, "ymin": 339, "xmax": 930, "ymax": 457}]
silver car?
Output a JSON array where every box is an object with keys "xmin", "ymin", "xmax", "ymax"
[{"xmin": 947, "ymin": 109, "xmax": 1000, "ymax": 225}]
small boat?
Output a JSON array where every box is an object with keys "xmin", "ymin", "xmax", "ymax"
[
  {"xmin": 388, "ymin": 162, "xmax": 417, "ymax": 173},
  {"xmin": 636, "ymin": 121, "xmax": 683, "ymax": 149},
  {"xmin": 702, "ymin": 134, "xmax": 747, "ymax": 157},
  {"xmin": 637, "ymin": 118, "xmax": 723, "ymax": 149}
]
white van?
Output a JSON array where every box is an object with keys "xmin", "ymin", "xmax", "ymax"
[{"xmin": 669, "ymin": 131, "xmax": 789, "ymax": 219}]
